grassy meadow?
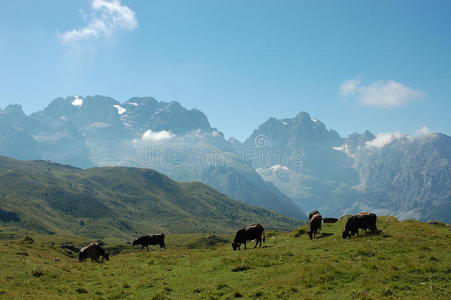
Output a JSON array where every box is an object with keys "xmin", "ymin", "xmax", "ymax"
[{"xmin": 0, "ymin": 217, "xmax": 450, "ymax": 299}]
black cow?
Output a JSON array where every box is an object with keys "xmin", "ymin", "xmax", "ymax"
[
  {"xmin": 232, "ymin": 224, "xmax": 265, "ymax": 251},
  {"xmin": 133, "ymin": 233, "xmax": 166, "ymax": 251},
  {"xmin": 308, "ymin": 213, "xmax": 322, "ymax": 239},
  {"xmin": 323, "ymin": 217, "xmax": 338, "ymax": 223},
  {"xmin": 342, "ymin": 213, "xmax": 378, "ymax": 239},
  {"xmin": 79, "ymin": 242, "xmax": 109, "ymax": 262}
]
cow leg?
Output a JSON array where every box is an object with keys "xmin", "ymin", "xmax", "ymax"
[
  {"xmin": 141, "ymin": 245, "xmax": 144, "ymax": 251},
  {"xmin": 243, "ymin": 242, "xmax": 247, "ymax": 249},
  {"xmin": 146, "ymin": 245, "xmax": 149, "ymax": 252},
  {"xmin": 254, "ymin": 239, "xmax": 258, "ymax": 248}
]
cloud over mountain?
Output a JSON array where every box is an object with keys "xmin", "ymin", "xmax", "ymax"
[
  {"xmin": 365, "ymin": 132, "xmax": 406, "ymax": 149},
  {"xmin": 142, "ymin": 129, "xmax": 175, "ymax": 141}
]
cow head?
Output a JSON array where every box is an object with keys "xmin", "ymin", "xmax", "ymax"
[
  {"xmin": 232, "ymin": 242, "xmax": 238, "ymax": 251},
  {"xmin": 103, "ymin": 252, "xmax": 110, "ymax": 261},
  {"xmin": 342, "ymin": 231, "xmax": 351, "ymax": 239},
  {"xmin": 132, "ymin": 239, "xmax": 138, "ymax": 246}
]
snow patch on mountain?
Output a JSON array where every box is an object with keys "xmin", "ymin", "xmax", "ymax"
[
  {"xmin": 269, "ymin": 164, "xmax": 289, "ymax": 171},
  {"xmin": 332, "ymin": 143, "xmax": 355, "ymax": 157},
  {"xmin": 113, "ymin": 104, "xmax": 126, "ymax": 115}
]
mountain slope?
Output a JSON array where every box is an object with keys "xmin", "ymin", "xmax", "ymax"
[
  {"xmin": 201, "ymin": 165, "xmax": 306, "ymax": 219},
  {"xmin": 0, "ymin": 156, "xmax": 300, "ymax": 239},
  {"xmin": 244, "ymin": 113, "xmax": 451, "ymax": 222}
]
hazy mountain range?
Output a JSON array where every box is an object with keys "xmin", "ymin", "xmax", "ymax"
[
  {"xmin": 0, "ymin": 95, "xmax": 450, "ymax": 222},
  {"xmin": 0, "ymin": 96, "xmax": 306, "ymax": 220}
]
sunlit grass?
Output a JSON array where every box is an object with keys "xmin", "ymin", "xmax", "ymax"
[{"xmin": 0, "ymin": 217, "xmax": 450, "ymax": 299}]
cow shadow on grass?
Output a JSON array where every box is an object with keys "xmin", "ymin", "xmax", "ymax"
[
  {"xmin": 238, "ymin": 245, "xmax": 273, "ymax": 250},
  {"xmin": 352, "ymin": 230, "xmax": 384, "ymax": 239},
  {"xmin": 364, "ymin": 230, "xmax": 383, "ymax": 236},
  {"xmin": 316, "ymin": 233, "xmax": 334, "ymax": 239}
]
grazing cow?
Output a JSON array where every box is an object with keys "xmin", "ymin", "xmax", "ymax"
[
  {"xmin": 232, "ymin": 224, "xmax": 265, "ymax": 251},
  {"xmin": 342, "ymin": 213, "xmax": 378, "ymax": 239},
  {"xmin": 133, "ymin": 233, "xmax": 166, "ymax": 251},
  {"xmin": 79, "ymin": 242, "xmax": 109, "ymax": 262},
  {"xmin": 323, "ymin": 217, "xmax": 338, "ymax": 223},
  {"xmin": 308, "ymin": 213, "xmax": 322, "ymax": 239}
]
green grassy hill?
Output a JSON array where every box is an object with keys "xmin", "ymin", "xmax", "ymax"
[
  {"xmin": 0, "ymin": 156, "xmax": 299, "ymax": 239},
  {"xmin": 0, "ymin": 217, "xmax": 449, "ymax": 299}
]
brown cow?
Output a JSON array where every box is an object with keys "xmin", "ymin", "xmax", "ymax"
[
  {"xmin": 232, "ymin": 224, "xmax": 265, "ymax": 251},
  {"xmin": 308, "ymin": 213, "xmax": 322, "ymax": 239},
  {"xmin": 79, "ymin": 242, "xmax": 109, "ymax": 262},
  {"xmin": 133, "ymin": 234, "xmax": 166, "ymax": 251}
]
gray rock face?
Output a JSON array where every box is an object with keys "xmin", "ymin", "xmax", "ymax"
[
  {"xmin": 345, "ymin": 133, "xmax": 451, "ymax": 222},
  {"xmin": 245, "ymin": 113, "xmax": 450, "ymax": 222},
  {"xmin": 121, "ymin": 97, "xmax": 211, "ymax": 135},
  {"xmin": 243, "ymin": 112, "xmax": 353, "ymax": 181},
  {"xmin": 242, "ymin": 112, "xmax": 359, "ymax": 212}
]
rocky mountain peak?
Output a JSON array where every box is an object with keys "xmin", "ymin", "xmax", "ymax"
[
  {"xmin": 244, "ymin": 112, "xmax": 342, "ymax": 151},
  {"xmin": 3, "ymin": 104, "xmax": 25, "ymax": 116},
  {"xmin": 345, "ymin": 130, "xmax": 376, "ymax": 153},
  {"xmin": 294, "ymin": 111, "xmax": 311, "ymax": 121}
]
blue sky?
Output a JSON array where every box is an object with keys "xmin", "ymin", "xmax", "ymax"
[{"xmin": 0, "ymin": 0, "xmax": 450, "ymax": 141}]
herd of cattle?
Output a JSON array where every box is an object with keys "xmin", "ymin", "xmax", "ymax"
[{"xmin": 78, "ymin": 211, "xmax": 379, "ymax": 262}]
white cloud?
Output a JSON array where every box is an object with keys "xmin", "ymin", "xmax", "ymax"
[
  {"xmin": 71, "ymin": 95, "xmax": 83, "ymax": 106},
  {"xmin": 59, "ymin": 0, "xmax": 138, "ymax": 45},
  {"xmin": 340, "ymin": 79, "xmax": 424, "ymax": 108},
  {"xmin": 415, "ymin": 126, "xmax": 432, "ymax": 136},
  {"xmin": 365, "ymin": 132, "xmax": 406, "ymax": 149},
  {"xmin": 142, "ymin": 130, "xmax": 175, "ymax": 141},
  {"xmin": 340, "ymin": 79, "xmax": 360, "ymax": 97}
]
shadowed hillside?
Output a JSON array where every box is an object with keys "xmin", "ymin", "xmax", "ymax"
[{"xmin": 0, "ymin": 156, "xmax": 300, "ymax": 239}]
